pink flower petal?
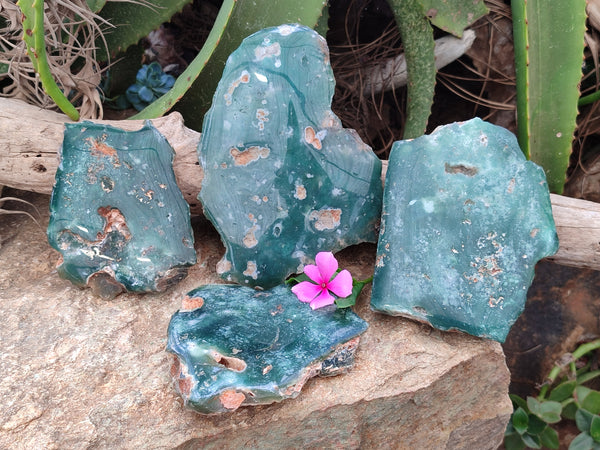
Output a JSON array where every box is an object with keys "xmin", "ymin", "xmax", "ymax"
[
  {"xmin": 303, "ymin": 264, "xmax": 322, "ymax": 284},
  {"xmin": 327, "ymin": 269, "xmax": 353, "ymax": 298},
  {"xmin": 291, "ymin": 281, "xmax": 322, "ymax": 303},
  {"xmin": 315, "ymin": 251, "xmax": 338, "ymax": 282},
  {"xmin": 309, "ymin": 289, "xmax": 335, "ymax": 309}
]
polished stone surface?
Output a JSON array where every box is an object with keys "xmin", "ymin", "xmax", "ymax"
[
  {"xmin": 198, "ymin": 24, "xmax": 382, "ymax": 289},
  {"xmin": 371, "ymin": 118, "xmax": 559, "ymax": 342},
  {"xmin": 47, "ymin": 121, "xmax": 196, "ymax": 298},
  {"xmin": 167, "ymin": 283, "xmax": 368, "ymax": 414}
]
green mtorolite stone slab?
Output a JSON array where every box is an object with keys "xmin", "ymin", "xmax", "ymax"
[
  {"xmin": 371, "ymin": 118, "xmax": 559, "ymax": 342},
  {"xmin": 47, "ymin": 122, "xmax": 196, "ymax": 298},
  {"xmin": 167, "ymin": 284, "xmax": 368, "ymax": 414},
  {"xmin": 198, "ymin": 24, "xmax": 382, "ymax": 289}
]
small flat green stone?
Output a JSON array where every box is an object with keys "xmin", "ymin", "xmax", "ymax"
[
  {"xmin": 166, "ymin": 284, "xmax": 368, "ymax": 414},
  {"xmin": 198, "ymin": 24, "xmax": 382, "ymax": 289},
  {"xmin": 371, "ymin": 118, "xmax": 559, "ymax": 342},
  {"xmin": 47, "ymin": 121, "xmax": 196, "ymax": 298}
]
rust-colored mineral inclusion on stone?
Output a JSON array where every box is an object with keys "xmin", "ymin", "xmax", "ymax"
[{"xmin": 47, "ymin": 121, "xmax": 196, "ymax": 298}]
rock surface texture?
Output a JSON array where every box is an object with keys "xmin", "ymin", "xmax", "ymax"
[
  {"xmin": 0, "ymin": 190, "xmax": 511, "ymax": 449},
  {"xmin": 47, "ymin": 122, "xmax": 196, "ymax": 298},
  {"xmin": 371, "ymin": 118, "xmax": 559, "ymax": 342},
  {"xmin": 199, "ymin": 24, "xmax": 382, "ymax": 289}
]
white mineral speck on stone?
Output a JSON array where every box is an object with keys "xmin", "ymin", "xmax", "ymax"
[
  {"xmin": 277, "ymin": 24, "xmax": 296, "ymax": 35},
  {"xmin": 422, "ymin": 199, "xmax": 434, "ymax": 213},
  {"xmin": 255, "ymin": 72, "xmax": 268, "ymax": 83}
]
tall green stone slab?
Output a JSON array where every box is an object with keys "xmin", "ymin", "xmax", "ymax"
[
  {"xmin": 47, "ymin": 121, "xmax": 196, "ymax": 298},
  {"xmin": 167, "ymin": 284, "xmax": 368, "ymax": 414},
  {"xmin": 198, "ymin": 24, "xmax": 382, "ymax": 289},
  {"xmin": 371, "ymin": 118, "xmax": 559, "ymax": 342}
]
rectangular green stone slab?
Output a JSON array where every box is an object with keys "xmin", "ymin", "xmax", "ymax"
[
  {"xmin": 47, "ymin": 121, "xmax": 196, "ymax": 298},
  {"xmin": 371, "ymin": 118, "xmax": 559, "ymax": 342}
]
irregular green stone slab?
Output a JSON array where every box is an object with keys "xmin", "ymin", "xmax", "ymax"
[
  {"xmin": 198, "ymin": 24, "xmax": 383, "ymax": 289},
  {"xmin": 47, "ymin": 121, "xmax": 196, "ymax": 298},
  {"xmin": 371, "ymin": 118, "xmax": 559, "ymax": 342},
  {"xmin": 166, "ymin": 284, "xmax": 368, "ymax": 414}
]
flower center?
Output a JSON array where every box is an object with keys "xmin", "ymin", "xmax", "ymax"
[{"xmin": 321, "ymin": 282, "xmax": 327, "ymax": 289}]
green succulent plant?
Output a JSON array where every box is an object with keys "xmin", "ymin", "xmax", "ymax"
[
  {"xmin": 126, "ymin": 62, "xmax": 175, "ymax": 111},
  {"xmin": 505, "ymin": 340, "xmax": 600, "ymax": 450}
]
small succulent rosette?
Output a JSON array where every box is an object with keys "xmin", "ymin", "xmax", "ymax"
[{"xmin": 126, "ymin": 62, "xmax": 175, "ymax": 111}]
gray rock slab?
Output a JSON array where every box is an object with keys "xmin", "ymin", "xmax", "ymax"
[{"xmin": 0, "ymin": 190, "xmax": 511, "ymax": 449}]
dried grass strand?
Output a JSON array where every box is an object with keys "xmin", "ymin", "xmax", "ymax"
[{"xmin": 0, "ymin": 0, "xmax": 146, "ymax": 119}]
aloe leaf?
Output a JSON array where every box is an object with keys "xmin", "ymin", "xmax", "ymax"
[
  {"xmin": 96, "ymin": 0, "xmax": 192, "ymax": 61},
  {"xmin": 419, "ymin": 0, "xmax": 488, "ymax": 37},
  {"xmin": 315, "ymin": 3, "xmax": 330, "ymax": 38},
  {"xmin": 389, "ymin": 0, "xmax": 436, "ymax": 139},
  {"xmin": 130, "ymin": 0, "xmax": 235, "ymax": 122},
  {"xmin": 511, "ymin": 0, "xmax": 587, "ymax": 193},
  {"xmin": 86, "ymin": 0, "xmax": 107, "ymax": 13},
  {"xmin": 133, "ymin": 0, "xmax": 327, "ymax": 128},
  {"xmin": 16, "ymin": 0, "xmax": 80, "ymax": 120}
]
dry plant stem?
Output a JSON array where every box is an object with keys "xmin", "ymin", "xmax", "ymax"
[
  {"xmin": 0, "ymin": 97, "xmax": 598, "ymax": 271},
  {"xmin": 363, "ymin": 30, "xmax": 476, "ymax": 94},
  {"xmin": 0, "ymin": 197, "xmax": 42, "ymax": 227},
  {"xmin": 588, "ymin": 0, "xmax": 600, "ymax": 32}
]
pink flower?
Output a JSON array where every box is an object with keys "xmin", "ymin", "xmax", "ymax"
[{"xmin": 291, "ymin": 252, "xmax": 353, "ymax": 309}]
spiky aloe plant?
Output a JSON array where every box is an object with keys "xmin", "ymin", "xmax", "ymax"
[
  {"xmin": 512, "ymin": 0, "xmax": 587, "ymax": 194},
  {"xmin": 132, "ymin": 0, "xmax": 328, "ymax": 131}
]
